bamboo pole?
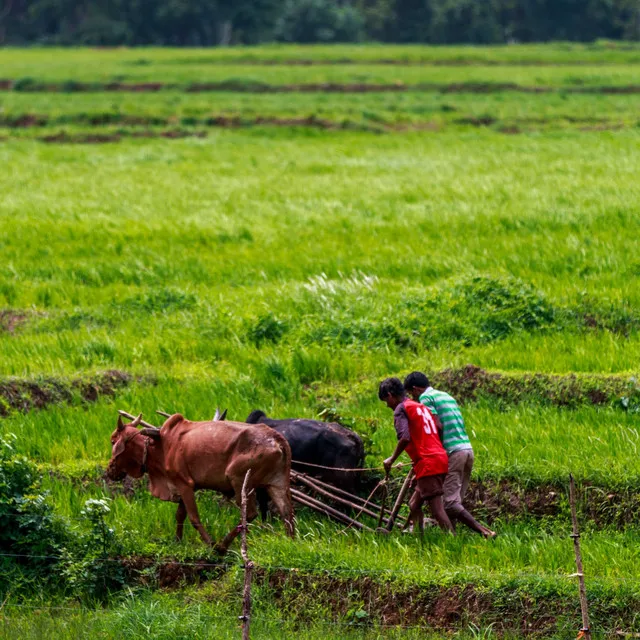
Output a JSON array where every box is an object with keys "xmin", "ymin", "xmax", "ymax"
[
  {"xmin": 240, "ymin": 470, "xmax": 253, "ymax": 640},
  {"xmin": 569, "ymin": 474, "xmax": 591, "ymax": 640},
  {"xmin": 291, "ymin": 473, "xmax": 390, "ymax": 523},
  {"xmin": 385, "ymin": 469, "xmax": 414, "ymax": 532},
  {"xmin": 376, "ymin": 472, "xmax": 390, "ymax": 529},
  {"xmin": 291, "ymin": 488, "xmax": 374, "ymax": 532},
  {"xmin": 290, "ymin": 472, "xmax": 395, "ymax": 518}
]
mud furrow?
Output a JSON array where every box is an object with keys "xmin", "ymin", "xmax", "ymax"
[{"xmin": 5, "ymin": 79, "xmax": 640, "ymax": 94}]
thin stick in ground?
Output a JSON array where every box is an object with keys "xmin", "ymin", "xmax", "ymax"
[
  {"xmin": 240, "ymin": 470, "xmax": 253, "ymax": 640},
  {"xmin": 569, "ymin": 474, "xmax": 591, "ymax": 640}
]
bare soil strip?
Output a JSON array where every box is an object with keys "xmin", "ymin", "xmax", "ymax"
[
  {"xmin": 113, "ymin": 560, "xmax": 633, "ymax": 633},
  {"xmin": 5, "ymin": 80, "xmax": 640, "ymax": 94},
  {"xmin": 430, "ymin": 364, "xmax": 635, "ymax": 408},
  {"xmin": 157, "ymin": 57, "xmax": 640, "ymax": 67},
  {"xmin": 0, "ymin": 310, "xmax": 31, "ymax": 334},
  {"xmin": 0, "ymin": 116, "xmax": 634, "ymax": 141},
  {"xmin": 1, "ymin": 364, "xmax": 634, "ymax": 419},
  {"xmin": 0, "ymin": 370, "xmax": 135, "ymax": 416}
]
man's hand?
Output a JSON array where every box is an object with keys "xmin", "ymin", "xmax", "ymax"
[{"xmin": 383, "ymin": 457, "xmax": 394, "ymax": 473}]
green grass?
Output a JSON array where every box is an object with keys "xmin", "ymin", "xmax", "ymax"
[
  {"xmin": 1, "ymin": 131, "xmax": 640, "ymax": 380},
  {"xmin": 5, "ymin": 42, "xmax": 640, "ymax": 66},
  {"xmin": 2, "ymin": 44, "xmax": 640, "ymax": 636},
  {"xmin": 5, "ymin": 47, "xmax": 640, "ymax": 87}
]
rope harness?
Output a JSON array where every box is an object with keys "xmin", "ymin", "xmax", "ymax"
[{"xmin": 290, "ymin": 459, "xmax": 409, "ymax": 473}]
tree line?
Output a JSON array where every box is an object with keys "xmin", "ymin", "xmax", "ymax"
[{"xmin": 2, "ymin": 0, "xmax": 640, "ymax": 46}]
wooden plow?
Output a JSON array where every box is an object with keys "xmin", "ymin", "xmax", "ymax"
[
  {"xmin": 289, "ymin": 469, "xmax": 415, "ymax": 533},
  {"xmin": 118, "ymin": 409, "xmax": 416, "ymax": 534}
]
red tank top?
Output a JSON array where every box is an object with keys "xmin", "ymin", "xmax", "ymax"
[{"xmin": 402, "ymin": 399, "xmax": 449, "ymax": 478}]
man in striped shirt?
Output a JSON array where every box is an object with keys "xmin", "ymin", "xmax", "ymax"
[{"xmin": 404, "ymin": 371, "xmax": 495, "ymax": 539}]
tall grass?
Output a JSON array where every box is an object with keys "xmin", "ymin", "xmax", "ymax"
[{"xmin": 1, "ymin": 131, "xmax": 640, "ymax": 380}]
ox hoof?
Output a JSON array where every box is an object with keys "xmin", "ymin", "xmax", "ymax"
[{"xmin": 213, "ymin": 543, "xmax": 229, "ymax": 556}]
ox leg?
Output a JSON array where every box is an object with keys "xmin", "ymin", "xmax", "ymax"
[
  {"xmin": 267, "ymin": 484, "xmax": 295, "ymax": 539},
  {"xmin": 175, "ymin": 499, "xmax": 187, "ymax": 542},
  {"xmin": 178, "ymin": 487, "xmax": 213, "ymax": 545},
  {"xmin": 214, "ymin": 482, "xmax": 259, "ymax": 556}
]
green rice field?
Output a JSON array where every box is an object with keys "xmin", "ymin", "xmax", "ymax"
[{"xmin": 1, "ymin": 44, "xmax": 640, "ymax": 639}]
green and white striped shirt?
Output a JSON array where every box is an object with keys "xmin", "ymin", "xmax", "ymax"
[{"xmin": 419, "ymin": 387, "xmax": 472, "ymax": 455}]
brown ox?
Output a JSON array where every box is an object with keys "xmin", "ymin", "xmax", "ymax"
[{"xmin": 106, "ymin": 413, "xmax": 295, "ymax": 554}]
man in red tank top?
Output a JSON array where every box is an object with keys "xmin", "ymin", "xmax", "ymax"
[{"xmin": 379, "ymin": 377, "xmax": 454, "ymax": 534}]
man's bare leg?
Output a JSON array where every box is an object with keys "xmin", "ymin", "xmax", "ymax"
[
  {"xmin": 428, "ymin": 495, "xmax": 455, "ymax": 533},
  {"xmin": 446, "ymin": 506, "xmax": 496, "ymax": 538},
  {"xmin": 408, "ymin": 489, "xmax": 425, "ymax": 534}
]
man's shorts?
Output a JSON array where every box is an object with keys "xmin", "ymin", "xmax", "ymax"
[
  {"xmin": 443, "ymin": 448, "xmax": 474, "ymax": 512},
  {"xmin": 415, "ymin": 473, "xmax": 446, "ymax": 499}
]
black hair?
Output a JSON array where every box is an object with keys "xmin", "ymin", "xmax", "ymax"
[
  {"xmin": 378, "ymin": 377, "xmax": 405, "ymax": 400},
  {"xmin": 403, "ymin": 371, "xmax": 430, "ymax": 390}
]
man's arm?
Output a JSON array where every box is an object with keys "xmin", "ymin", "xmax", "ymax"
[
  {"xmin": 384, "ymin": 403, "xmax": 411, "ymax": 473},
  {"xmin": 384, "ymin": 438, "xmax": 410, "ymax": 473}
]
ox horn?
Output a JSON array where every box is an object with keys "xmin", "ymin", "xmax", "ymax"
[
  {"xmin": 213, "ymin": 408, "xmax": 228, "ymax": 421},
  {"xmin": 118, "ymin": 410, "xmax": 159, "ymax": 430},
  {"xmin": 131, "ymin": 413, "xmax": 143, "ymax": 428}
]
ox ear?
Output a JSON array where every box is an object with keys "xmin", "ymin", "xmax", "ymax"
[
  {"xmin": 117, "ymin": 416, "xmax": 125, "ymax": 431},
  {"xmin": 140, "ymin": 427, "xmax": 161, "ymax": 439},
  {"xmin": 219, "ymin": 409, "xmax": 227, "ymax": 421},
  {"xmin": 112, "ymin": 437, "xmax": 126, "ymax": 458}
]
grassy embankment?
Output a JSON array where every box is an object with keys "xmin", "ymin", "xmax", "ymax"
[{"xmin": 2, "ymin": 44, "xmax": 640, "ymax": 638}]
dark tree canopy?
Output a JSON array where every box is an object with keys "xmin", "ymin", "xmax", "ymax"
[{"xmin": 1, "ymin": 0, "xmax": 639, "ymax": 44}]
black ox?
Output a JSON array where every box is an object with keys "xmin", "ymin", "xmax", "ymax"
[{"xmin": 245, "ymin": 409, "xmax": 365, "ymax": 498}]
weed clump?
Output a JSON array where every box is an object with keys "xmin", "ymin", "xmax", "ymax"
[
  {"xmin": 402, "ymin": 275, "xmax": 557, "ymax": 348},
  {"xmin": 248, "ymin": 313, "xmax": 288, "ymax": 346},
  {"xmin": 118, "ymin": 288, "xmax": 197, "ymax": 315}
]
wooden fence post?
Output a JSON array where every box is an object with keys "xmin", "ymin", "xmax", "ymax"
[
  {"xmin": 569, "ymin": 474, "xmax": 591, "ymax": 640},
  {"xmin": 240, "ymin": 470, "xmax": 253, "ymax": 640}
]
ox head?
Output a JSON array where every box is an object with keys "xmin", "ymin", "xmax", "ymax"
[{"xmin": 106, "ymin": 413, "xmax": 160, "ymax": 481}]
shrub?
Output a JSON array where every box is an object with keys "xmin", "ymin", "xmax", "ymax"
[
  {"xmin": 61, "ymin": 498, "xmax": 125, "ymax": 600},
  {"xmin": 0, "ymin": 435, "xmax": 70, "ymax": 588}
]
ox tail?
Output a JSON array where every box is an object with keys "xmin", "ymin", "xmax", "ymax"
[
  {"xmin": 257, "ymin": 428, "xmax": 292, "ymax": 522},
  {"xmin": 270, "ymin": 428, "xmax": 292, "ymax": 475}
]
